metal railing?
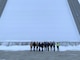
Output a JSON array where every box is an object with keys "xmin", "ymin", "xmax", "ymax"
[{"xmin": 0, "ymin": 41, "xmax": 80, "ymax": 46}]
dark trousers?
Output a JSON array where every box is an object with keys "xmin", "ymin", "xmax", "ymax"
[
  {"xmin": 57, "ymin": 46, "xmax": 59, "ymax": 51},
  {"xmin": 33, "ymin": 46, "xmax": 35, "ymax": 51},
  {"xmin": 53, "ymin": 46, "xmax": 55, "ymax": 52}
]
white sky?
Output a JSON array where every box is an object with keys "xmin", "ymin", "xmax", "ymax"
[{"xmin": 0, "ymin": 0, "xmax": 80, "ymax": 41}]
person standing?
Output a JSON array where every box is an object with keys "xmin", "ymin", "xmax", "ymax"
[
  {"xmin": 41, "ymin": 42, "xmax": 44, "ymax": 51},
  {"xmin": 38, "ymin": 42, "xmax": 41, "ymax": 51},
  {"xmin": 30, "ymin": 42, "xmax": 33, "ymax": 51},
  {"xmin": 50, "ymin": 42, "xmax": 53, "ymax": 51},
  {"xmin": 56, "ymin": 42, "xmax": 60, "ymax": 51},
  {"xmin": 47, "ymin": 42, "xmax": 50, "ymax": 51},
  {"xmin": 33, "ymin": 42, "xmax": 36, "ymax": 51},
  {"xmin": 36, "ymin": 42, "xmax": 38, "ymax": 51},
  {"xmin": 53, "ymin": 41, "xmax": 55, "ymax": 52}
]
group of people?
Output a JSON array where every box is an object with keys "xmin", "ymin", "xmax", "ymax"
[{"xmin": 30, "ymin": 41, "xmax": 60, "ymax": 52}]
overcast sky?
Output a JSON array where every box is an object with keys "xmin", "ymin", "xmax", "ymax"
[{"xmin": 0, "ymin": 0, "xmax": 80, "ymax": 41}]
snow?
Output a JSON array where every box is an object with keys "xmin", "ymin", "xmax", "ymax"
[
  {"xmin": 60, "ymin": 45, "xmax": 80, "ymax": 51},
  {"xmin": 0, "ymin": 0, "xmax": 80, "ymax": 41},
  {"xmin": 0, "ymin": 45, "xmax": 30, "ymax": 51}
]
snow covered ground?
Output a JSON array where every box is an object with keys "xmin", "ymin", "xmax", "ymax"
[{"xmin": 0, "ymin": 45, "xmax": 30, "ymax": 51}]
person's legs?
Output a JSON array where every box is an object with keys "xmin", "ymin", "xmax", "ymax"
[
  {"xmin": 36, "ymin": 46, "xmax": 38, "ymax": 51},
  {"xmin": 38, "ymin": 42, "xmax": 41, "ymax": 51},
  {"xmin": 33, "ymin": 42, "xmax": 36, "ymax": 51},
  {"xmin": 36, "ymin": 42, "xmax": 38, "ymax": 51},
  {"xmin": 33, "ymin": 46, "xmax": 35, "ymax": 51},
  {"xmin": 30, "ymin": 46, "xmax": 32, "ymax": 51},
  {"xmin": 41, "ymin": 43, "xmax": 44, "ymax": 51},
  {"xmin": 30, "ymin": 42, "xmax": 33, "ymax": 51},
  {"xmin": 42, "ymin": 46, "xmax": 43, "ymax": 51},
  {"xmin": 39, "ymin": 46, "xmax": 40, "ymax": 51},
  {"xmin": 57, "ymin": 46, "xmax": 59, "ymax": 51},
  {"xmin": 53, "ymin": 46, "xmax": 55, "ymax": 52},
  {"xmin": 50, "ymin": 46, "xmax": 52, "ymax": 51},
  {"xmin": 44, "ymin": 45, "xmax": 46, "ymax": 51},
  {"xmin": 48, "ymin": 46, "xmax": 49, "ymax": 51},
  {"xmin": 53, "ymin": 42, "xmax": 55, "ymax": 51}
]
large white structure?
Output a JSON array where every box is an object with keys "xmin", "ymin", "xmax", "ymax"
[{"xmin": 0, "ymin": 0, "xmax": 80, "ymax": 41}]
